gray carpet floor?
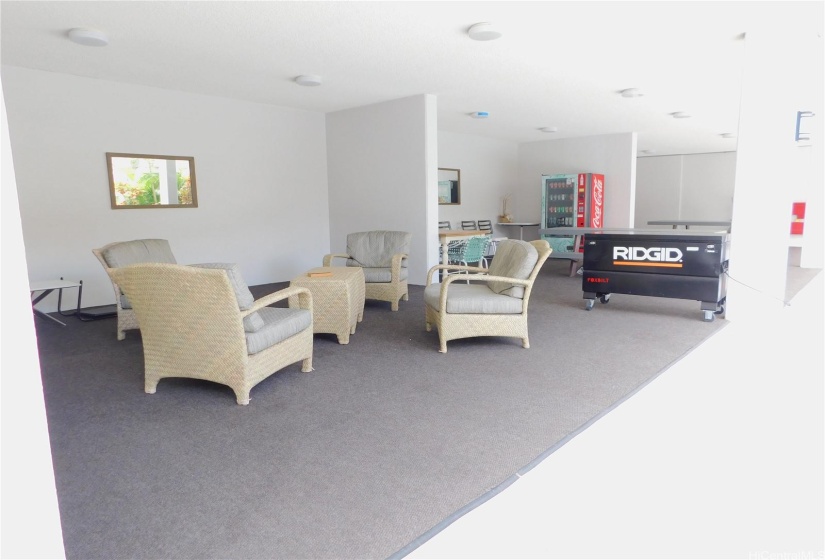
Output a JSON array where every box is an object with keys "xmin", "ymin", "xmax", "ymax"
[{"xmin": 35, "ymin": 259, "xmax": 730, "ymax": 559}]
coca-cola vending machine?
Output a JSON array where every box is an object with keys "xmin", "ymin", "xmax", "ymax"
[{"xmin": 541, "ymin": 173, "xmax": 605, "ymax": 253}]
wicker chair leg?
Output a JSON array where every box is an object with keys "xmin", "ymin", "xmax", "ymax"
[
  {"xmin": 439, "ymin": 335, "xmax": 448, "ymax": 353},
  {"xmin": 402, "ymin": 293, "xmax": 409, "ymax": 301},
  {"xmin": 301, "ymin": 357, "xmax": 313, "ymax": 373},
  {"xmin": 391, "ymin": 301, "xmax": 399, "ymax": 311},
  {"xmin": 425, "ymin": 321, "xmax": 432, "ymax": 332},
  {"xmin": 234, "ymin": 389, "xmax": 251, "ymax": 406},
  {"xmin": 117, "ymin": 329, "xmax": 126, "ymax": 341},
  {"xmin": 145, "ymin": 378, "xmax": 159, "ymax": 394},
  {"xmin": 522, "ymin": 337, "xmax": 530, "ymax": 349}
]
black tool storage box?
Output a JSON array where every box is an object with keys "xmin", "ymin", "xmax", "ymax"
[{"xmin": 581, "ymin": 230, "xmax": 730, "ymax": 321}]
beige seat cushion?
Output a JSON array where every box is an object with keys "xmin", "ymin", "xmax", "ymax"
[
  {"xmin": 362, "ymin": 267, "xmax": 409, "ymax": 283},
  {"xmin": 423, "ymin": 283, "xmax": 524, "ymax": 314},
  {"xmin": 245, "ymin": 307, "xmax": 312, "ymax": 354}
]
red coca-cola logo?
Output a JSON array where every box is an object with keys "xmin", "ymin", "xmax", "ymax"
[
  {"xmin": 593, "ymin": 177, "xmax": 603, "ymax": 205},
  {"xmin": 591, "ymin": 177, "xmax": 604, "ymax": 227}
]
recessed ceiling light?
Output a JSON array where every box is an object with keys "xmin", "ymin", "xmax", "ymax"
[
  {"xmin": 539, "ymin": 127, "xmax": 559, "ymax": 133},
  {"xmin": 294, "ymin": 75, "xmax": 322, "ymax": 87},
  {"xmin": 720, "ymin": 132, "xmax": 737, "ymax": 138},
  {"xmin": 620, "ymin": 88, "xmax": 643, "ymax": 98},
  {"xmin": 470, "ymin": 111, "xmax": 490, "ymax": 119},
  {"xmin": 671, "ymin": 111, "xmax": 691, "ymax": 119},
  {"xmin": 468, "ymin": 22, "xmax": 502, "ymax": 41},
  {"xmin": 67, "ymin": 28, "xmax": 109, "ymax": 47}
]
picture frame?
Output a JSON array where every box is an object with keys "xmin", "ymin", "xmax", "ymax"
[
  {"xmin": 438, "ymin": 168, "xmax": 460, "ymax": 205},
  {"xmin": 106, "ymin": 152, "xmax": 198, "ymax": 209}
]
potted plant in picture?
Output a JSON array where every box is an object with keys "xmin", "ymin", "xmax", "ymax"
[{"xmin": 499, "ymin": 194, "xmax": 512, "ymax": 223}]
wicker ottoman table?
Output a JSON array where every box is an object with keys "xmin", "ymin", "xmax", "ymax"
[{"xmin": 289, "ymin": 266, "xmax": 365, "ymax": 344}]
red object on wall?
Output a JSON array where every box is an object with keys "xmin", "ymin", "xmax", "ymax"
[
  {"xmin": 568, "ymin": 173, "xmax": 605, "ymax": 230},
  {"xmin": 586, "ymin": 173, "xmax": 605, "ymax": 228},
  {"xmin": 574, "ymin": 173, "xmax": 604, "ymax": 251},
  {"xmin": 791, "ymin": 202, "xmax": 806, "ymax": 235}
]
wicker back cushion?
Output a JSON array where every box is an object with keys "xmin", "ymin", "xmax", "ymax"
[
  {"xmin": 486, "ymin": 240, "xmax": 538, "ymax": 298},
  {"xmin": 346, "ymin": 231, "xmax": 411, "ymax": 268},
  {"xmin": 189, "ymin": 263, "xmax": 264, "ymax": 332},
  {"xmin": 102, "ymin": 239, "xmax": 177, "ymax": 310},
  {"xmin": 101, "ymin": 239, "xmax": 177, "ymax": 268}
]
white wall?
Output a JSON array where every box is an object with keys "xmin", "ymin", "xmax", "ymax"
[
  {"xmin": 2, "ymin": 66, "xmax": 330, "ymax": 311},
  {"xmin": 326, "ymin": 95, "xmax": 437, "ymax": 286},
  {"xmin": 1, "ymin": 76, "xmax": 66, "ymax": 560},
  {"xmin": 681, "ymin": 153, "xmax": 737, "ymax": 222},
  {"xmin": 516, "ymin": 133, "xmax": 637, "ymax": 238},
  {"xmin": 437, "ymin": 131, "xmax": 519, "ymax": 239},
  {"xmin": 635, "ymin": 152, "xmax": 737, "ymax": 229}
]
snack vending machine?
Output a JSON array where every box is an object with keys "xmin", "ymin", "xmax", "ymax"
[{"xmin": 540, "ymin": 173, "xmax": 605, "ymax": 253}]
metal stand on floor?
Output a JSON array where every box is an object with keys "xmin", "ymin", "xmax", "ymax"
[{"xmin": 30, "ymin": 278, "xmax": 83, "ymax": 326}]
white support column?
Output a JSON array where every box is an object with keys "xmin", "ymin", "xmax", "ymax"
[
  {"xmin": 727, "ymin": 21, "xmax": 823, "ymax": 321},
  {"xmin": 1, "ymin": 76, "xmax": 66, "ymax": 560}
]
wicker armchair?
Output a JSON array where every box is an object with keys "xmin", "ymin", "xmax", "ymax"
[
  {"xmin": 111, "ymin": 263, "xmax": 314, "ymax": 405},
  {"xmin": 93, "ymin": 239, "xmax": 177, "ymax": 340},
  {"xmin": 424, "ymin": 239, "xmax": 551, "ymax": 353},
  {"xmin": 323, "ymin": 230, "xmax": 411, "ymax": 311}
]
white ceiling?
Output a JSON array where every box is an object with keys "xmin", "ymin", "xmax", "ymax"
[{"xmin": 1, "ymin": 1, "xmax": 821, "ymax": 156}]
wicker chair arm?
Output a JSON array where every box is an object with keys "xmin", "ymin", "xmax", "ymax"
[
  {"xmin": 390, "ymin": 252, "xmax": 409, "ymax": 281},
  {"xmin": 323, "ymin": 253, "xmax": 350, "ymax": 267},
  {"xmin": 426, "ymin": 264, "xmax": 486, "ymax": 284},
  {"xmin": 459, "ymin": 274, "xmax": 531, "ymax": 287},
  {"xmin": 245, "ymin": 286, "xmax": 312, "ymax": 315}
]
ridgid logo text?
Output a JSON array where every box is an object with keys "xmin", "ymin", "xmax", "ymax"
[{"xmin": 612, "ymin": 246, "xmax": 683, "ymax": 268}]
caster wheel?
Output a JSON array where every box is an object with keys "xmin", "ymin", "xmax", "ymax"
[
  {"xmin": 703, "ymin": 310, "xmax": 714, "ymax": 322},
  {"xmin": 599, "ymin": 294, "xmax": 611, "ymax": 304}
]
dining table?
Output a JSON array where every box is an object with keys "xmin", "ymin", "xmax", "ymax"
[{"xmin": 495, "ymin": 221, "xmax": 540, "ymax": 240}]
